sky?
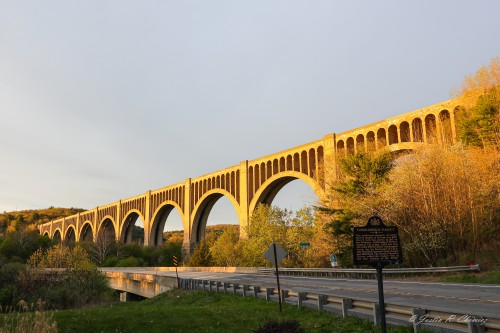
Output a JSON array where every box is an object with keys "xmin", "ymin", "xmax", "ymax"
[{"xmin": 1, "ymin": 1, "xmax": 499, "ymax": 230}]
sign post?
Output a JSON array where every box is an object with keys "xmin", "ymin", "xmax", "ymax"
[
  {"xmin": 264, "ymin": 243, "xmax": 288, "ymax": 313},
  {"xmin": 330, "ymin": 254, "xmax": 338, "ymax": 268},
  {"xmin": 173, "ymin": 255, "xmax": 179, "ymax": 288},
  {"xmin": 353, "ymin": 216, "xmax": 402, "ymax": 333}
]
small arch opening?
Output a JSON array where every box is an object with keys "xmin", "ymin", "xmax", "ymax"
[
  {"xmin": 439, "ymin": 110, "xmax": 453, "ymax": 145},
  {"xmin": 366, "ymin": 131, "xmax": 376, "ymax": 152},
  {"xmin": 346, "ymin": 137, "xmax": 355, "ymax": 154},
  {"xmin": 356, "ymin": 134, "xmax": 365, "ymax": 153},
  {"xmin": 53, "ymin": 230, "xmax": 62, "ymax": 244},
  {"xmin": 400, "ymin": 122, "xmax": 410, "ymax": 142},
  {"xmin": 425, "ymin": 114, "xmax": 438, "ymax": 144},
  {"xmin": 336, "ymin": 140, "xmax": 345, "ymax": 156},
  {"xmin": 412, "ymin": 118, "xmax": 423, "ymax": 142},
  {"xmin": 377, "ymin": 128, "xmax": 387, "ymax": 147},
  {"xmin": 64, "ymin": 227, "xmax": 76, "ymax": 247},
  {"xmin": 388, "ymin": 125, "xmax": 399, "ymax": 144}
]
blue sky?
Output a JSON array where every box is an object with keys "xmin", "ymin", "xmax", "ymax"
[{"xmin": 1, "ymin": 1, "xmax": 499, "ymax": 230}]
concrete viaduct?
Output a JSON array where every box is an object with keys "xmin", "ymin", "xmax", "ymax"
[{"xmin": 39, "ymin": 97, "xmax": 462, "ymax": 255}]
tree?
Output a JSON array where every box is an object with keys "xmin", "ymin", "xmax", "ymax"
[
  {"xmin": 313, "ymin": 151, "xmax": 394, "ymax": 267},
  {"xmin": 454, "ymin": 57, "xmax": 500, "ymax": 148},
  {"xmin": 187, "ymin": 239, "xmax": 213, "ymax": 266},
  {"xmin": 237, "ymin": 205, "xmax": 315, "ymax": 267},
  {"xmin": 380, "ymin": 145, "xmax": 499, "ymax": 266},
  {"xmin": 314, "ymin": 207, "xmax": 354, "ymax": 267},
  {"xmin": 16, "ymin": 244, "xmax": 112, "ymax": 309},
  {"xmin": 210, "ymin": 226, "xmax": 240, "ymax": 266},
  {"xmin": 86, "ymin": 230, "xmax": 118, "ymax": 265}
]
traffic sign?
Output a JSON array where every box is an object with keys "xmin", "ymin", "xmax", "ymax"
[
  {"xmin": 264, "ymin": 243, "xmax": 287, "ymax": 266},
  {"xmin": 173, "ymin": 255, "xmax": 178, "ymax": 267},
  {"xmin": 299, "ymin": 242, "xmax": 311, "ymax": 247},
  {"xmin": 263, "ymin": 243, "xmax": 287, "ymax": 313}
]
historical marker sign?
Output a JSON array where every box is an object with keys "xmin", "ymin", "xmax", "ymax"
[
  {"xmin": 352, "ymin": 216, "xmax": 403, "ymax": 333},
  {"xmin": 353, "ymin": 216, "xmax": 403, "ymax": 266}
]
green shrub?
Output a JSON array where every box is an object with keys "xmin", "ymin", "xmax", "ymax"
[
  {"xmin": 101, "ymin": 256, "xmax": 119, "ymax": 267},
  {"xmin": 118, "ymin": 244, "xmax": 143, "ymax": 259},
  {"xmin": 253, "ymin": 320, "xmax": 305, "ymax": 333},
  {"xmin": 15, "ymin": 245, "xmax": 113, "ymax": 309},
  {"xmin": 116, "ymin": 256, "xmax": 144, "ymax": 267}
]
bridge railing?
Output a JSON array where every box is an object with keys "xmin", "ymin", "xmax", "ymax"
[
  {"xmin": 257, "ymin": 264, "xmax": 481, "ymax": 279},
  {"xmin": 178, "ymin": 277, "xmax": 499, "ymax": 333}
]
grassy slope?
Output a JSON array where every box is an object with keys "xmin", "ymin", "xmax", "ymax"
[{"xmin": 54, "ymin": 290, "xmax": 417, "ymax": 333}]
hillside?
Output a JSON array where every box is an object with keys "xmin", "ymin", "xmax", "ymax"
[{"xmin": 0, "ymin": 207, "xmax": 85, "ymax": 236}]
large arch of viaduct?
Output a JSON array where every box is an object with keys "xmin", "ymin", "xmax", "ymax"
[{"xmin": 39, "ymin": 97, "xmax": 462, "ymax": 255}]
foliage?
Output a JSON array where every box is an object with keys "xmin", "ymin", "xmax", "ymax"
[
  {"xmin": 311, "ymin": 151, "xmax": 394, "ymax": 267},
  {"xmin": 440, "ymin": 266, "xmax": 500, "ymax": 284},
  {"xmin": 0, "ymin": 230, "xmax": 52, "ymax": 262},
  {"xmin": 0, "ymin": 263, "xmax": 25, "ymax": 307},
  {"xmin": 253, "ymin": 320, "xmax": 304, "ymax": 333},
  {"xmin": 332, "ymin": 151, "xmax": 394, "ymax": 221},
  {"xmin": 237, "ymin": 205, "xmax": 315, "ymax": 267},
  {"xmin": 0, "ymin": 207, "xmax": 84, "ymax": 236},
  {"xmin": 187, "ymin": 239, "xmax": 213, "ymax": 267},
  {"xmin": 51, "ymin": 289, "xmax": 412, "ymax": 333},
  {"xmin": 15, "ymin": 245, "xmax": 112, "ymax": 309},
  {"xmin": 199, "ymin": 205, "xmax": 317, "ymax": 267},
  {"xmin": 209, "ymin": 226, "xmax": 240, "ymax": 266},
  {"xmin": 0, "ymin": 300, "xmax": 57, "ymax": 333},
  {"xmin": 314, "ymin": 208, "xmax": 354, "ymax": 267},
  {"xmin": 380, "ymin": 145, "xmax": 499, "ymax": 267},
  {"xmin": 453, "ymin": 57, "xmax": 500, "ymax": 148},
  {"xmin": 80, "ymin": 241, "xmax": 183, "ymax": 268},
  {"xmin": 336, "ymin": 151, "xmax": 393, "ymax": 197}
]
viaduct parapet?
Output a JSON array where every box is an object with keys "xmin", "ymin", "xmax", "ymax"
[{"xmin": 39, "ymin": 97, "xmax": 462, "ymax": 255}]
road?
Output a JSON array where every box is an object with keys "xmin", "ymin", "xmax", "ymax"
[{"xmin": 105, "ymin": 268, "xmax": 500, "ymax": 320}]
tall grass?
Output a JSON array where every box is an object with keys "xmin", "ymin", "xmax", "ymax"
[{"xmin": 0, "ymin": 300, "xmax": 57, "ymax": 333}]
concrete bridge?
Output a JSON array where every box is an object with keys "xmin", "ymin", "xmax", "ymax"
[{"xmin": 39, "ymin": 97, "xmax": 461, "ymax": 255}]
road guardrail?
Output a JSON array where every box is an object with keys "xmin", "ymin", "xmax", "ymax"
[
  {"xmin": 179, "ymin": 276, "xmax": 498, "ymax": 333},
  {"xmin": 257, "ymin": 265, "xmax": 481, "ymax": 279}
]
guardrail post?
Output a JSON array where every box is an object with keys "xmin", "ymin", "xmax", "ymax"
[
  {"xmin": 411, "ymin": 308, "xmax": 426, "ymax": 333},
  {"xmin": 318, "ymin": 295, "xmax": 327, "ymax": 311},
  {"xmin": 253, "ymin": 286, "xmax": 261, "ymax": 298},
  {"xmin": 373, "ymin": 303, "xmax": 380, "ymax": 326},
  {"xmin": 468, "ymin": 318, "xmax": 485, "ymax": 333},
  {"xmin": 243, "ymin": 285, "xmax": 249, "ymax": 297},
  {"xmin": 281, "ymin": 289, "xmax": 288, "ymax": 302},
  {"xmin": 266, "ymin": 288, "xmax": 274, "ymax": 301},
  {"xmin": 297, "ymin": 292, "xmax": 307, "ymax": 308},
  {"xmin": 216, "ymin": 282, "xmax": 221, "ymax": 293},
  {"xmin": 209, "ymin": 281, "xmax": 214, "ymax": 292},
  {"xmin": 233, "ymin": 283, "xmax": 239, "ymax": 294},
  {"xmin": 342, "ymin": 298, "xmax": 353, "ymax": 318},
  {"xmin": 223, "ymin": 282, "xmax": 229, "ymax": 294}
]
